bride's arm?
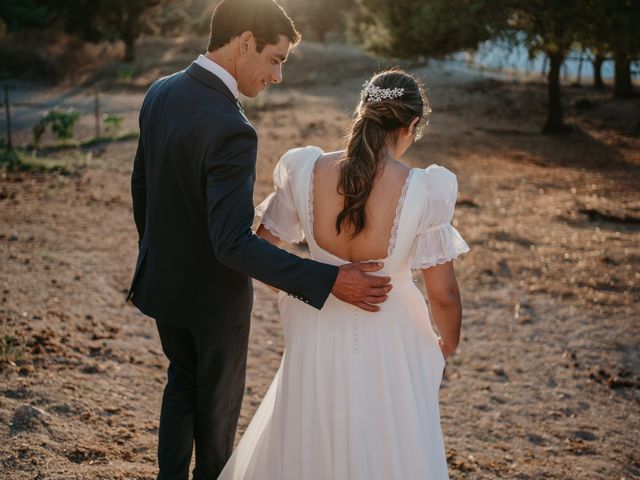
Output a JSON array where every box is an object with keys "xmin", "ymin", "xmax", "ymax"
[
  {"xmin": 422, "ymin": 261, "xmax": 462, "ymax": 359},
  {"xmin": 256, "ymin": 224, "xmax": 285, "ymax": 248}
]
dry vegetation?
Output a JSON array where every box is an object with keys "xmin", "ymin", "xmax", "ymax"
[{"xmin": 1, "ymin": 39, "xmax": 639, "ymax": 479}]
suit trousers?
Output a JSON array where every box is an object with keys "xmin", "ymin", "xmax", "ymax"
[{"xmin": 155, "ymin": 316, "xmax": 251, "ymax": 480}]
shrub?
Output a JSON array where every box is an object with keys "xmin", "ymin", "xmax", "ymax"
[
  {"xmin": 33, "ymin": 108, "xmax": 81, "ymax": 146},
  {"xmin": 103, "ymin": 113, "xmax": 124, "ymax": 135}
]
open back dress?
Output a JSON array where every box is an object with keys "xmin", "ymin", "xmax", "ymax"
[{"xmin": 218, "ymin": 146, "xmax": 470, "ymax": 480}]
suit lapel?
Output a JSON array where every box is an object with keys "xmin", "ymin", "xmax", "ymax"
[{"xmin": 186, "ymin": 62, "xmax": 238, "ymax": 108}]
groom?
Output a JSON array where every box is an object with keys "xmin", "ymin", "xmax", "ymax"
[{"xmin": 127, "ymin": 0, "xmax": 392, "ymax": 478}]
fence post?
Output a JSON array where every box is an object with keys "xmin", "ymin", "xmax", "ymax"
[
  {"xmin": 94, "ymin": 89, "xmax": 100, "ymax": 139},
  {"xmin": 4, "ymin": 84, "xmax": 12, "ymax": 150}
]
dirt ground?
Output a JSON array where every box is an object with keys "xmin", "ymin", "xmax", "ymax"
[{"xmin": 1, "ymin": 41, "xmax": 639, "ymax": 479}]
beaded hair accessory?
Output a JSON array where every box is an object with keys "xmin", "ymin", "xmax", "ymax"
[{"xmin": 361, "ymin": 81, "xmax": 404, "ymax": 102}]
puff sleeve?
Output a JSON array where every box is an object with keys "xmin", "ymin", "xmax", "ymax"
[
  {"xmin": 255, "ymin": 148, "xmax": 305, "ymax": 244},
  {"xmin": 409, "ymin": 165, "xmax": 470, "ymax": 269}
]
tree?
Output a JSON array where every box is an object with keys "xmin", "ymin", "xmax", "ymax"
[
  {"xmin": 282, "ymin": 0, "xmax": 357, "ymax": 42},
  {"xmin": 573, "ymin": 0, "xmax": 610, "ymax": 89},
  {"xmin": 0, "ymin": 0, "xmax": 49, "ymax": 31},
  {"xmin": 62, "ymin": 0, "xmax": 164, "ymax": 62},
  {"xmin": 354, "ymin": 0, "xmax": 506, "ymax": 58},
  {"xmin": 592, "ymin": 53, "xmax": 606, "ymax": 89},
  {"xmin": 505, "ymin": 0, "xmax": 589, "ymax": 133},
  {"xmin": 34, "ymin": 0, "xmax": 186, "ymax": 62},
  {"xmin": 575, "ymin": 0, "xmax": 640, "ymax": 97},
  {"xmin": 355, "ymin": 0, "xmax": 590, "ymax": 133},
  {"xmin": 605, "ymin": 0, "xmax": 640, "ymax": 98}
]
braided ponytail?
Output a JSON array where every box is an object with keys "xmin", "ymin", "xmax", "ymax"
[{"xmin": 335, "ymin": 69, "xmax": 429, "ymax": 237}]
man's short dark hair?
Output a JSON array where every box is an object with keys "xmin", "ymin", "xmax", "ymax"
[{"xmin": 207, "ymin": 0, "xmax": 301, "ymax": 53}]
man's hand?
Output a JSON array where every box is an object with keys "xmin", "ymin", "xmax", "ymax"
[{"xmin": 331, "ymin": 262, "xmax": 392, "ymax": 312}]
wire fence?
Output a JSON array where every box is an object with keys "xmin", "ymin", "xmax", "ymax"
[{"xmin": 1, "ymin": 84, "xmax": 140, "ymax": 150}]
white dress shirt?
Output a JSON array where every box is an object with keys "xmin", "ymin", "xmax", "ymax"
[{"xmin": 195, "ymin": 54, "xmax": 239, "ymax": 99}]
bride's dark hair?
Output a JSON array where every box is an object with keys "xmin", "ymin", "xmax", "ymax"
[{"xmin": 336, "ymin": 68, "xmax": 430, "ymax": 237}]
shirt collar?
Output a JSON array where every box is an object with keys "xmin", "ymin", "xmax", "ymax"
[{"xmin": 195, "ymin": 54, "xmax": 239, "ymax": 99}]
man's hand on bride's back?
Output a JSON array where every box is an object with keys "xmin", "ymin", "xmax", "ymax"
[{"xmin": 331, "ymin": 262, "xmax": 392, "ymax": 312}]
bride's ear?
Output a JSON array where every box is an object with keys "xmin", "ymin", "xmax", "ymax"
[
  {"xmin": 409, "ymin": 117, "xmax": 420, "ymax": 136},
  {"xmin": 402, "ymin": 117, "xmax": 420, "ymax": 139}
]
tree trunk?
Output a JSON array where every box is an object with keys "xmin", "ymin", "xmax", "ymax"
[
  {"xmin": 122, "ymin": 16, "xmax": 137, "ymax": 63},
  {"xmin": 542, "ymin": 53, "xmax": 566, "ymax": 134},
  {"xmin": 123, "ymin": 34, "xmax": 136, "ymax": 62},
  {"xmin": 575, "ymin": 51, "xmax": 584, "ymax": 85},
  {"xmin": 593, "ymin": 54, "xmax": 605, "ymax": 89},
  {"xmin": 614, "ymin": 54, "xmax": 635, "ymax": 98}
]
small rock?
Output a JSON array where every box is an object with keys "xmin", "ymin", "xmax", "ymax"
[
  {"xmin": 514, "ymin": 297, "xmax": 535, "ymax": 324},
  {"xmin": 11, "ymin": 404, "xmax": 49, "ymax": 431},
  {"xmin": 573, "ymin": 429, "xmax": 598, "ymax": 441},
  {"xmin": 82, "ymin": 364, "xmax": 105, "ymax": 374},
  {"xmin": 457, "ymin": 197, "xmax": 480, "ymax": 208},
  {"xmin": 491, "ymin": 365, "xmax": 508, "ymax": 379}
]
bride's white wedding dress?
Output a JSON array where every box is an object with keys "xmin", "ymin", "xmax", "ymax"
[{"xmin": 218, "ymin": 146, "xmax": 469, "ymax": 480}]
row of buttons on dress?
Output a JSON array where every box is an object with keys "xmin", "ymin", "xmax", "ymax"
[{"xmin": 352, "ymin": 309, "xmax": 360, "ymax": 354}]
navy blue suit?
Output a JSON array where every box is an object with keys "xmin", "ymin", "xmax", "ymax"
[{"xmin": 127, "ymin": 62, "xmax": 338, "ymax": 479}]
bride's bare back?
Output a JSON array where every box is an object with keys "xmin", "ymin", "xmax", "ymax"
[{"xmin": 312, "ymin": 151, "xmax": 412, "ymax": 262}]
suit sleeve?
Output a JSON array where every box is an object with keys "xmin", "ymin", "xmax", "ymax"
[
  {"xmin": 131, "ymin": 134, "xmax": 146, "ymax": 245},
  {"xmin": 205, "ymin": 122, "xmax": 338, "ymax": 310}
]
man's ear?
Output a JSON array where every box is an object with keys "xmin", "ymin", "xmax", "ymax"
[{"xmin": 238, "ymin": 31, "xmax": 255, "ymax": 55}]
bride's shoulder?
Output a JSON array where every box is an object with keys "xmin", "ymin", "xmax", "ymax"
[
  {"xmin": 273, "ymin": 146, "xmax": 325, "ymax": 186},
  {"xmin": 416, "ymin": 164, "xmax": 458, "ymax": 187},
  {"xmin": 421, "ymin": 163, "xmax": 456, "ymax": 179},
  {"xmin": 279, "ymin": 145, "xmax": 325, "ymax": 169},
  {"xmin": 414, "ymin": 164, "xmax": 459, "ymax": 203}
]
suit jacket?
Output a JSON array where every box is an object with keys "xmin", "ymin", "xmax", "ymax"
[{"xmin": 127, "ymin": 62, "xmax": 338, "ymax": 329}]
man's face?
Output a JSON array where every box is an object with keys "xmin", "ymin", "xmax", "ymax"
[{"xmin": 237, "ymin": 34, "xmax": 290, "ymax": 98}]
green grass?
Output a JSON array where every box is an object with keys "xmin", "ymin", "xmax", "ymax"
[
  {"xmin": 81, "ymin": 130, "xmax": 138, "ymax": 148},
  {"xmin": 29, "ymin": 130, "xmax": 138, "ymax": 151},
  {"xmin": 0, "ymin": 131, "xmax": 138, "ymax": 174},
  {"xmin": 0, "ymin": 146, "xmax": 81, "ymax": 175}
]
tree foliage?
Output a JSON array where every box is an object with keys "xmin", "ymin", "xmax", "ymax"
[
  {"xmin": 504, "ymin": 0, "xmax": 589, "ymax": 132},
  {"xmin": 0, "ymin": 0, "xmax": 49, "ymax": 32},
  {"xmin": 0, "ymin": 0, "xmax": 189, "ymax": 62},
  {"xmin": 57, "ymin": 0, "xmax": 189, "ymax": 61},
  {"xmin": 280, "ymin": 0, "xmax": 357, "ymax": 42},
  {"xmin": 355, "ymin": 0, "xmax": 640, "ymax": 133},
  {"xmin": 354, "ymin": 0, "xmax": 507, "ymax": 58},
  {"xmin": 594, "ymin": 0, "xmax": 640, "ymax": 97}
]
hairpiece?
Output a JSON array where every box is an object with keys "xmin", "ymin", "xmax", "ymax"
[{"xmin": 361, "ymin": 81, "xmax": 404, "ymax": 102}]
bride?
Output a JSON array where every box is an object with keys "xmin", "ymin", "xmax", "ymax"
[{"xmin": 219, "ymin": 68, "xmax": 470, "ymax": 479}]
